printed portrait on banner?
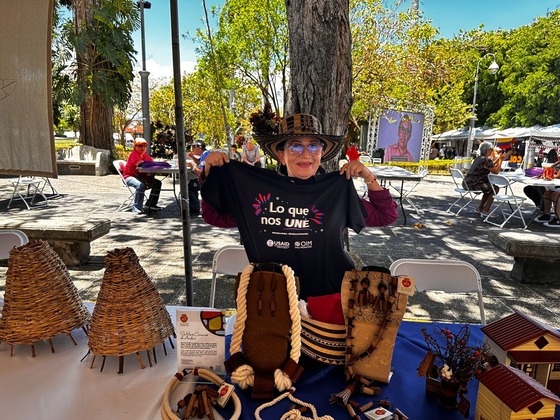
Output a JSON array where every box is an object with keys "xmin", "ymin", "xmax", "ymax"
[{"xmin": 377, "ymin": 109, "xmax": 425, "ymax": 163}]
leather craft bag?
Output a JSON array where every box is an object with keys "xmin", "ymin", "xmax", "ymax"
[
  {"xmin": 341, "ymin": 267, "xmax": 409, "ymax": 383},
  {"xmin": 225, "ymin": 263, "xmax": 303, "ymax": 399}
]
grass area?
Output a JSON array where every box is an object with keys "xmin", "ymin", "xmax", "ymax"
[{"xmin": 54, "ymin": 138, "xmax": 80, "ymax": 150}]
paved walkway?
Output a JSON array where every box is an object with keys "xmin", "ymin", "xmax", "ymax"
[{"xmin": 1, "ymin": 172, "xmax": 558, "ymax": 329}]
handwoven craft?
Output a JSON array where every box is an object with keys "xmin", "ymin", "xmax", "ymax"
[
  {"xmin": 300, "ymin": 267, "xmax": 409, "ymax": 383},
  {"xmin": 225, "ymin": 263, "xmax": 303, "ymax": 399},
  {"xmin": 0, "ymin": 240, "xmax": 90, "ymax": 356},
  {"xmin": 341, "ymin": 268, "xmax": 408, "ymax": 383},
  {"xmin": 87, "ymin": 247, "xmax": 175, "ymax": 372}
]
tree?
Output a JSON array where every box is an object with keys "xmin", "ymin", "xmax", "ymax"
[
  {"xmin": 350, "ymin": 0, "xmax": 477, "ymax": 134},
  {"xmin": 484, "ymin": 10, "xmax": 560, "ymax": 127},
  {"xmin": 196, "ymin": 0, "xmax": 289, "ymax": 117},
  {"xmin": 65, "ymin": 0, "xmax": 139, "ymax": 151},
  {"xmin": 285, "ymin": 0, "xmax": 353, "ymax": 150}
]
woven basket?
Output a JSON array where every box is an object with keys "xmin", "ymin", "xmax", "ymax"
[
  {"xmin": 87, "ymin": 247, "xmax": 174, "ymax": 357},
  {"xmin": 0, "ymin": 240, "xmax": 90, "ymax": 347}
]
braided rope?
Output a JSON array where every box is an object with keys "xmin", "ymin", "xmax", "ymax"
[
  {"xmin": 229, "ymin": 264, "xmax": 255, "ymax": 389},
  {"xmin": 229, "ymin": 263, "xmax": 302, "ymax": 392},
  {"xmin": 274, "ymin": 264, "xmax": 301, "ymax": 392},
  {"xmin": 160, "ymin": 368, "xmax": 241, "ymax": 420},
  {"xmin": 254, "ymin": 389, "xmax": 335, "ymax": 420}
]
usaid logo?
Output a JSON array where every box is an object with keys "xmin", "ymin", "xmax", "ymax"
[{"xmin": 267, "ymin": 239, "xmax": 290, "ymax": 249}]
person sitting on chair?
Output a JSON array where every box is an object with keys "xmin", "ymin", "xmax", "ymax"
[
  {"xmin": 534, "ymin": 165, "xmax": 560, "ymax": 226},
  {"xmin": 462, "ymin": 141, "xmax": 504, "ymax": 217},
  {"xmin": 123, "ymin": 138, "xmax": 162, "ymax": 215}
]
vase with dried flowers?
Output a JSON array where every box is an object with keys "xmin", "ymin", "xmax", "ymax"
[{"xmin": 417, "ymin": 324, "xmax": 492, "ymax": 415}]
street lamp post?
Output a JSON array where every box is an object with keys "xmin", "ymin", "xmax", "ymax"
[
  {"xmin": 138, "ymin": 1, "xmax": 152, "ymax": 152},
  {"xmin": 466, "ymin": 53, "xmax": 499, "ymax": 157}
]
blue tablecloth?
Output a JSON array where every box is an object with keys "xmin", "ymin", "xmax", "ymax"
[{"xmin": 221, "ymin": 321, "xmax": 560, "ymax": 419}]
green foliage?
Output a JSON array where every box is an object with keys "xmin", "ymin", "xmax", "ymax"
[
  {"xmin": 484, "ymin": 10, "xmax": 560, "ymax": 127},
  {"xmin": 66, "ymin": 0, "xmax": 140, "ymax": 109},
  {"xmin": 55, "ymin": 139, "xmax": 81, "ymax": 150},
  {"xmin": 113, "ymin": 145, "xmax": 131, "ymax": 161},
  {"xmin": 208, "ymin": 0, "xmax": 289, "ymax": 115},
  {"xmin": 349, "ymin": 0, "xmax": 476, "ymax": 133}
]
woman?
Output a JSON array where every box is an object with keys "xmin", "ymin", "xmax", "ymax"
[
  {"xmin": 463, "ymin": 141, "xmax": 504, "ymax": 216},
  {"xmin": 200, "ymin": 113, "xmax": 398, "ymax": 300},
  {"xmin": 242, "ymin": 140, "xmax": 262, "ymax": 167}
]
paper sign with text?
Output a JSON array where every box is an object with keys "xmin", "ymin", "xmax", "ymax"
[{"xmin": 176, "ymin": 310, "xmax": 226, "ymax": 374}]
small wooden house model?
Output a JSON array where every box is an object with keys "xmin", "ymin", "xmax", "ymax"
[
  {"xmin": 476, "ymin": 364, "xmax": 560, "ymax": 419},
  {"xmin": 481, "ymin": 311, "xmax": 560, "ymax": 395}
]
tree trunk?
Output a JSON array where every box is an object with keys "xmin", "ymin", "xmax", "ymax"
[
  {"xmin": 74, "ymin": 0, "xmax": 113, "ymax": 151},
  {"xmin": 285, "ymin": 0, "xmax": 352, "ymax": 150}
]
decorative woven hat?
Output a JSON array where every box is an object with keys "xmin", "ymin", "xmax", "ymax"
[
  {"xmin": 0, "ymin": 240, "xmax": 90, "ymax": 355},
  {"xmin": 300, "ymin": 315, "xmax": 346, "ymax": 365},
  {"xmin": 254, "ymin": 113, "xmax": 346, "ymax": 162},
  {"xmin": 87, "ymin": 248, "xmax": 174, "ymax": 362}
]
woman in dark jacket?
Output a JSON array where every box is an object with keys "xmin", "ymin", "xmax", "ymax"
[{"xmin": 463, "ymin": 141, "xmax": 504, "ymax": 216}]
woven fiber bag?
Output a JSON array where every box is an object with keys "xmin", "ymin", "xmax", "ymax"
[
  {"xmin": 225, "ymin": 263, "xmax": 303, "ymax": 399},
  {"xmin": 0, "ymin": 240, "xmax": 90, "ymax": 355},
  {"xmin": 341, "ymin": 267, "xmax": 409, "ymax": 383},
  {"xmin": 300, "ymin": 266, "xmax": 410, "ymax": 383},
  {"xmin": 87, "ymin": 248, "xmax": 174, "ymax": 365}
]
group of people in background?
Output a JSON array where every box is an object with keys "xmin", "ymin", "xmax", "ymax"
[{"xmin": 461, "ymin": 140, "xmax": 560, "ymax": 228}]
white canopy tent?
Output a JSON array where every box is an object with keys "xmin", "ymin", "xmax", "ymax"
[{"xmin": 432, "ymin": 124, "xmax": 560, "ymax": 168}]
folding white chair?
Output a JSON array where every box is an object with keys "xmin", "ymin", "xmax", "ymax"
[
  {"xmin": 484, "ymin": 174, "xmax": 527, "ymax": 228},
  {"xmin": 113, "ymin": 160, "xmax": 136, "ymax": 211},
  {"xmin": 389, "ymin": 168, "xmax": 428, "ymax": 214},
  {"xmin": 7, "ymin": 176, "xmax": 48, "ymax": 210},
  {"xmin": 371, "ymin": 158, "xmax": 382, "ymax": 164},
  {"xmin": 209, "ymin": 245, "xmax": 250, "ymax": 307},
  {"xmin": 447, "ymin": 168, "xmax": 482, "ymax": 215},
  {"xmin": 0, "ymin": 229, "xmax": 29, "ymax": 260},
  {"xmin": 389, "ymin": 258, "xmax": 486, "ymax": 324},
  {"xmin": 359, "ymin": 155, "xmax": 372, "ymax": 164}
]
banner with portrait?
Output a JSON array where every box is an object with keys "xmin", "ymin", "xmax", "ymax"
[{"xmin": 376, "ymin": 109, "xmax": 425, "ymax": 163}]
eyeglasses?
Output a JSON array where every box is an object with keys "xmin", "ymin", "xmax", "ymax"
[
  {"xmin": 136, "ymin": 144, "xmax": 148, "ymax": 148},
  {"xmin": 284, "ymin": 142, "xmax": 323, "ymax": 156},
  {"xmin": 398, "ymin": 126, "xmax": 412, "ymax": 135}
]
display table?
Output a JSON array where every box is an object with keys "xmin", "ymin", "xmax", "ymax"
[{"xmin": 1, "ymin": 303, "xmax": 558, "ymax": 420}]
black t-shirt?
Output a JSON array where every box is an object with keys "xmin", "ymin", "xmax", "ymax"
[{"xmin": 201, "ymin": 161, "xmax": 367, "ymax": 299}]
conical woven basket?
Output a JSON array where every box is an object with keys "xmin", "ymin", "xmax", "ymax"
[
  {"xmin": 0, "ymin": 240, "xmax": 90, "ymax": 347},
  {"xmin": 87, "ymin": 247, "xmax": 174, "ymax": 357}
]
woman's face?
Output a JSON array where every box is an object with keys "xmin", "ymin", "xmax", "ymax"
[{"xmin": 277, "ymin": 137, "xmax": 324, "ymax": 179}]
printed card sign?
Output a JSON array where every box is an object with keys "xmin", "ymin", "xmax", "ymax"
[
  {"xmin": 364, "ymin": 406, "xmax": 393, "ymax": 420},
  {"xmin": 397, "ymin": 275, "xmax": 415, "ymax": 296},
  {"xmin": 176, "ymin": 309, "xmax": 226, "ymax": 374}
]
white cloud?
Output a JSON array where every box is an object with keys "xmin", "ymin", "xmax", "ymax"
[{"xmin": 140, "ymin": 58, "xmax": 197, "ymax": 79}]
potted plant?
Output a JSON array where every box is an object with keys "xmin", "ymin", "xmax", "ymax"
[{"xmin": 417, "ymin": 324, "xmax": 492, "ymax": 414}]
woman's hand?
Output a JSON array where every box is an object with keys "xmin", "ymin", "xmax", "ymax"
[
  {"xmin": 204, "ymin": 151, "xmax": 230, "ymax": 176},
  {"xmin": 339, "ymin": 160, "xmax": 382, "ymax": 191}
]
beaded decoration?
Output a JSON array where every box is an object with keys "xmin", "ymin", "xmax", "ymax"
[{"xmin": 343, "ymin": 270, "xmax": 403, "ymax": 382}]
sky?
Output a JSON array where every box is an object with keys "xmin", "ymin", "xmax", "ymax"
[{"xmin": 134, "ymin": 0, "xmax": 559, "ymax": 78}]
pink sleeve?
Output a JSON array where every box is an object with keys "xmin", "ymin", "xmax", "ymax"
[
  {"xmin": 201, "ymin": 200, "xmax": 238, "ymax": 228},
  {"xmin": 361, "ymin": 188, "xmax": 398, "ymax": 226}
]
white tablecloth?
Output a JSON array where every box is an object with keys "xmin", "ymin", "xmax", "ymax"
[{"xmin": 0, "ymin": 303, "xmax": 206, "ymax": 420}]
